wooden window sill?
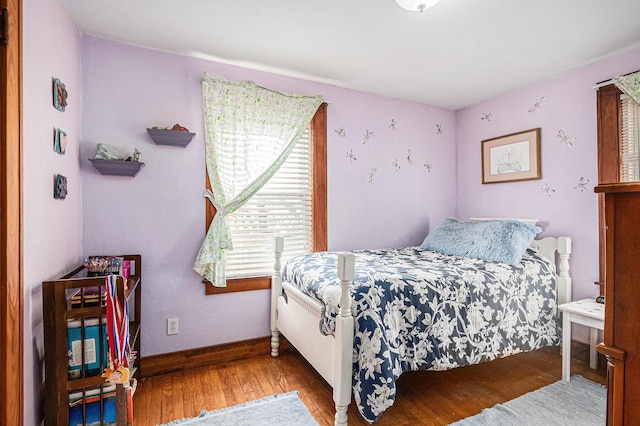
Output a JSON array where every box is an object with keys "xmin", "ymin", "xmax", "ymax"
[{"xmin": 204, "ymin": 276, "xmax": 271, "ymax": 295}]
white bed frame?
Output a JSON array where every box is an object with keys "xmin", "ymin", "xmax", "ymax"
[{"xmin": 270, "ymin": 233, "xmax": 572, "ymax": 426}]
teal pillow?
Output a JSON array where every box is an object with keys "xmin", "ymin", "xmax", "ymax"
[{"xmin": 420, "ymin": 218, "xmax": 541, "ymax": 265}]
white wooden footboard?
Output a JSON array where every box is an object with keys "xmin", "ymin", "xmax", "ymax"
[
  {"xmin": 334, "ymin": 252, "xmax": 355, "ymax": 425},
  {"xmin": 270, "ymin": 236, "xmax": 284, "ymax": 358},
  {"xmin": 271, "ymin": 237, "xmax": 355, "ymax": 426},
  {"xmin": 277, "ymin": 282, "xmax": 336, "ymax": 383}
]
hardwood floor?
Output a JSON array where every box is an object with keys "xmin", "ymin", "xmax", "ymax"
[{"xmin": 133, "ymin": 344, "xmax": 606, "ymax": 425}]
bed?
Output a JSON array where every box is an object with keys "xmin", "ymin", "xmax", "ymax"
[{"xmin": 270, "ymin": 218, "xmax": 572, "ymax": 425}]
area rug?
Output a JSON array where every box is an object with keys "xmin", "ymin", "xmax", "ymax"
[
  {"xmin": 159, "ymin": 391, "xmax": 319, "ymax": 426},
  {"xmin": 451, "ymin": 375, "xmax": 606, "ymax": 425}
]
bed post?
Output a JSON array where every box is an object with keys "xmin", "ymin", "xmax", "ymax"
[
  {"xmin": 334, "ymin": 252, "xmax": 355, "ymax": 426},
  {"xmin": 556, "ymin": 237, "xmax": 572, "ymax": 306},
  {"xmin": 271, "ymin": 236, "xmax": 284, "ymax": 357}
]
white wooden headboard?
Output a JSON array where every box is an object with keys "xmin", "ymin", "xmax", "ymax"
[
  {"xmin": 531, "ymin": 236, "xmax": 572, "ymax": 306},
  {"xmin": 469, "ymin": 217, "xmax": 539, "ymax": 226}
]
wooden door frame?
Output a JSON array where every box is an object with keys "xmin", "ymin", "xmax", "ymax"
[{"xmin": 1, "ymin": 0, "xmax": 24, "ymax": 424}]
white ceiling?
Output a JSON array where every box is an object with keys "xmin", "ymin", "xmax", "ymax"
[{"xmin": 64, "ymin": 0, "xmax": 640, "ymax": 110}]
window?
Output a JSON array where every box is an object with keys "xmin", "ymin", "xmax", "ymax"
[
  {"xmin": 620, "ymin": 94, "xmax": 640, "ymax": 182},
  {"xmin": 597, "ymin": 77, "xmax": 640, "ymax": 184},
  {"xmin": 205, "ymin": 104, "xmax": 327, "ymax": 294},
  {"xmin": 225, "ymin": 127, "xmax": 312, "ymax": 278},
  {"xmin": 596, "ymin": 75, "xmax": 640, "ymax": 285}
]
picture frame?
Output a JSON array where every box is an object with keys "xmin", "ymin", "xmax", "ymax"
[
  {"xmin": 54, "ymin": 174, "xmax": 68, "ymax": 200},
  {"xmin": 481, "ymin": 128, "xmax": 541, "ymax": 184},
  {"xmin": 53, "ymin": 77, "xmax": 68, "ymax": 112},
  {"xmin": 54, "ymin": 128, "xmax": 67, "ymax": 154}
]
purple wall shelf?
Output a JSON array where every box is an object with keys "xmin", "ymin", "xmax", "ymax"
[
  {"xmin": 146, "ymin": 128, "xmax": 195, "ymax": 147},
  {"xmin": 89, "ymin": 159, "xmax": 145, "ymax": 177}
]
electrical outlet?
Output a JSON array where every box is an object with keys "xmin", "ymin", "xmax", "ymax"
[{"xmin": 167, "ymin": 317, "xmax": 179, "ymax": 335}]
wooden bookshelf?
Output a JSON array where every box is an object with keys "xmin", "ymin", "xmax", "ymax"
[{"xmin": 42, "ymin": 255, "xmax": 141, "ymax": 426}]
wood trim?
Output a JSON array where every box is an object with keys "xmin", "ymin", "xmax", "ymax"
[
  {"xmin": 597, "ymin": 192, "xmax": 605, "ymax": 285},
  {"xmin": 601, "ymin": 192, "xmax": 616, "ymax": 343},
  {"xmin": 597, "ymin": 343, "xmax": 625, "ymax": 361},
  {"xmin": 312, "ymin": 103, "xmax": 328, "ymax": 252},
  {"xmin": 595, "ymin": 182, "xmax": 640, "ymax": 193},
  {"xmin": 596, "ymin": 83, "xmax": 622, "ymax": 286},
  {"xmin": 204, "ymin": 276, "xmax": 270, "ymax": 295},
  {"xmin": 597, "ymin": 84, "xmax": 622, "ymax": 185},
  {"xmin": 140, "ymin": 336, "xmax": 290, "ymax": 378},
  {"xmin": 597, "ymin": 343, "xmax": 626, "ymax": 426},
  {"xmin": 203, "ymin": 103, "xmax": 328, "ymax": 293},
  {"xmin": 0, "ymin": 0, "xmax": 23, "ymax": 425}
]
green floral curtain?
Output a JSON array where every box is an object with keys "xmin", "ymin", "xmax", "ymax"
[
  {"xmin": 614, "ymin": 71, "xmax": 640, "ymax": 106},
  {"xmin": 194, "ymin": 73, "xmax": 323, "ymax": 286}
]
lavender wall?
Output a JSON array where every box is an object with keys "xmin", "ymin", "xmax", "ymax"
[
  {"xmin": 456, "ymin": 47, "xmax": 640, "ymax": 305},
  {"xmin": 80, "ymin": 37, "xmax": 457, "ymax": 357},
  {"xmin": 22, "ymin": 0, "xmax": 83, "ymax": 424}
]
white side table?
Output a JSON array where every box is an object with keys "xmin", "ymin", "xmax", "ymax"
[{"xmin": 558, "ymin": 299, "xmax": 604, "ymax": 381}]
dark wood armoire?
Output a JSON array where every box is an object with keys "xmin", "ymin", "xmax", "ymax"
[{"xmin": 594, "ymin": 183, "xmax": 640, "ymax": 425}]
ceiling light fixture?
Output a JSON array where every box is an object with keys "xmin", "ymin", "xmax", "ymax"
[{"xmin": 395, "ymin": 0, "xmax": 441, "ymax": 12}]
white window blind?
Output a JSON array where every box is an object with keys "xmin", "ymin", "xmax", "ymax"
[
  {"xmin": 225, "ymin": 128, "xmax": 313, "ymax": 278},
  {"xmin": 620, "ymin": 94, "xmax": 640, "ymax": 182}
]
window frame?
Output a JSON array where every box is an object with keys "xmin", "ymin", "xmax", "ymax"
[
  {"xmin": 1, "ymin": 0, "xmax": 24, "ymax": 423},
  {"xmin": 597, "ymin": 83, "xmax": 623, "ymax": 185},
  {"xmin": 596, "ymin": 78, "xmax": 639, "ymax": 285},
  {"xmin": 203, "ymin": 103, "xmax": 327, "ymax": 294}
]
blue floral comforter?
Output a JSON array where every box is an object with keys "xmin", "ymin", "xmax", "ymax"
[{"xmin": 282, "ymin": 247, "xmax": 558, "ymax": 423}]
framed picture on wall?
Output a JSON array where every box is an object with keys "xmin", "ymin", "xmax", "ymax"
[
  {"xmin": 54, "ymin": 128, "xmax": 68, "ymax": 154},
  {"xmin": 53, "ymin": 77, "xmax": 68, "ymax": 112},
  {"xmin": 481, "ymin": 128, "xmax": 541, "ymax": 184},
  {"xmin": 54, "ymin": 174, "xmax": 68, "ymax": 200}
]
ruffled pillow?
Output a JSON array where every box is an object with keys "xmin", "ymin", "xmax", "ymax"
[{"xmin": 420, "ymin": 218, "xmax": 541, "ymax": 265}]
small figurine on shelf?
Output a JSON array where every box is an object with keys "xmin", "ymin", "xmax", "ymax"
[
  {"xmin": 95, "ymin": 143, "xmax": 125, "ymax": 161},
  {"xmin": 147, "ymin": 124, "xmax": 194, "ymax": 147},
  {"xmin": 151, "ymin": 123, "xmax": 190, "ymax": 132},
  {"xmin": 171, "ymin": 123, "xmax": 190, "ymax": 132},
  {"xmin": 133, "ymin": 148, "xmax": 142, "ymax": 162}
]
